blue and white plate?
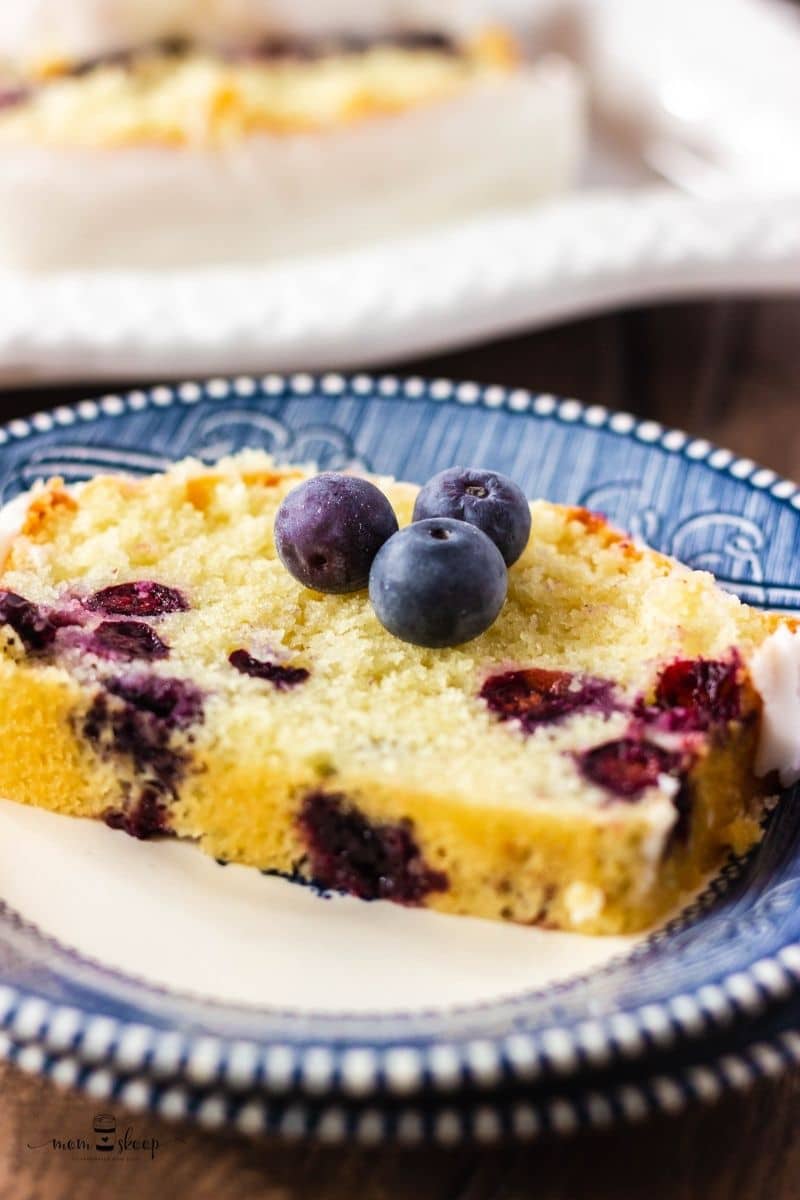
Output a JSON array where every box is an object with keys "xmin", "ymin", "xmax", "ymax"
[
  {"xmin": 5, "ymin": 990, "xmax": 800, "ymax": 1145},
  {"xmin": 0, "ymin": 373, "xmax": 799, "ymax": 1115}
]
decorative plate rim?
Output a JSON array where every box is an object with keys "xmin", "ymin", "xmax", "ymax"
[
  {"xmin": 4, "ymin": 1012, "xmax": 799, "ymax": 1147},
  {"xmin": 2, "ymin": 371, "xmax": 800, "ymax": 1103},
  {"xmin": 1, "ymin": 191, "xmax": 799, "ymax": 387}
]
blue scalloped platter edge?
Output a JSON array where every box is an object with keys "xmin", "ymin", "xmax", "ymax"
[{"xmin": 1, "ymin": 372, "xmax": 799, "ymax": 1109}]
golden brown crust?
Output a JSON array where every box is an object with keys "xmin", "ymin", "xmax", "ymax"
[
  {"xmin": 20, "ymin": 478, "xmax": 77, "ymax": 540},
  {"xmin": 0, "ymin": 32, "xmax": 520, "ymax": 149},
  {"xmin": 0, "ymin": 454, "xmax": 788, "ymax": 934}
]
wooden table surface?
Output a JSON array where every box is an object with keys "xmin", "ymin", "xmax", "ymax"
[{"xmin": 0, "ymin": 295, "xmax": 798, "ymax": 1200}]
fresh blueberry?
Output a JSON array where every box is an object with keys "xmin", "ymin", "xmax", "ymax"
[
  {"xmin": 368, "ymin": 518, "xmax": 507, "ymax": 648},
  {"xmin": 412, "ymin": 467, "xmax": 531, "ymax": 566},
  {"xmin": 275, "ymin": 473, "xmax": 398, "ymax": 593}
]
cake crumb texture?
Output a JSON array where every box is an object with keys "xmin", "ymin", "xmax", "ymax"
[
  {"xmin": 0, "ymin": 451, "xmax": 784, "ymax": 934},
  {"xmin": 0, "ymin": 30, "xmax": 518, "ymax": 148}
]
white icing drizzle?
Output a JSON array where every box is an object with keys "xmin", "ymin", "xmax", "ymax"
[
  {"xmin": 0, "ymin": 59, "xmax": 585, "ymax": 271},
  {"xmin": 751, "ymin": 624, "xmax": 800, "ymax": 785}
]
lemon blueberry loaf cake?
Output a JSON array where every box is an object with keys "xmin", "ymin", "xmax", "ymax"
[
  {"xmin": 0, "ymin": 25, "xmax": 584, "ymax": 269},
  {"xmin": 0, "ymin": 451, "xmax": 792, "ymax": 935}
]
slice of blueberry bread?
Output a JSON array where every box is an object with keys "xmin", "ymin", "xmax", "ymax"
[
  {"xmin": 0, "ymin": 28, "xmax": 584, "ymax": 269},
  {"xmin": 0, "ymin": 451, "xmax": 793, "ymax": 935}
]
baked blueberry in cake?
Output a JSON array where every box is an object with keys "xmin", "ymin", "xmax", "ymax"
[
  {"xmin": 0, "ymin": 451, "xmax": 794, "ymax": 935},
  {"xmin": 0, "ymin": 23, "xmax": 584, "ymax": 268}
]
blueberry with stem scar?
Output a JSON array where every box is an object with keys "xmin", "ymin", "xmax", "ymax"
[
  {"xmin": 275, "ymin": 474, "xmax": 398, "ymax": 593},
  {"xmin": 413, "ymin": 467, "xmax": 531, "ymax": 566}
]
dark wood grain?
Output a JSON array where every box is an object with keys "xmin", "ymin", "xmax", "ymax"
[
  {"xmin": 1, "ymin": 295, "xmax": 799, "ymax": 1199},
  {"xmin": 2, "ymin": 1062, "xmax": 798, "ymax": 1200},
  {"xmin": 4, "ymin": 297, "xmax": 796, "ymax": 472}
]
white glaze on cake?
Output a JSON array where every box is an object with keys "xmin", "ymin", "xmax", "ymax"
[
  {"xmin": 0, "ymin": 59, "xmax": 584, "ymax": 270},
  {"xmin": 751, "ymin": 624, "xmax": 800, "ymax": 785}
]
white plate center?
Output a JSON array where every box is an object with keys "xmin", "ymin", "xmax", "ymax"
[{"xmin": 0, "ymin": 799, "xmax": 639, "ymax": 1014}]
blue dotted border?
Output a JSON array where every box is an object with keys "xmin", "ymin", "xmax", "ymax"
[
  {"xmin": 6, "ymin": 372, "xmax": 799, "ymax": 508},
  {"xmin": 0, "ymin": 372, "xmax": 798, "ymax": 1103},
  {"xmin": 3, "ymin": 1018, "xmax": 799, "ymax": 1146}
]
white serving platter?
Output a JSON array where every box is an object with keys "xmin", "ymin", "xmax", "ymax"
[{"xmin": 0, "ymin": 0, "xmax": 798, "ymax": 385}]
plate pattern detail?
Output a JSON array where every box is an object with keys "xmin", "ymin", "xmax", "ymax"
[{"xmin": 0, "ymin": 374, "xmax": 800, "ymax": 1101}]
